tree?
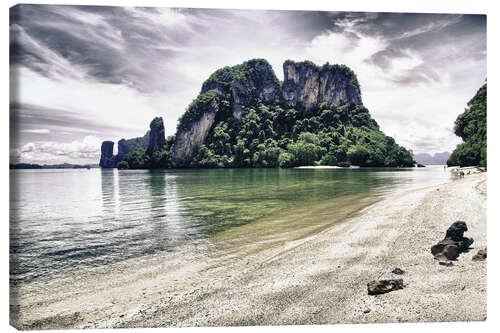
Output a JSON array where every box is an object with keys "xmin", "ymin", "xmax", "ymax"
[
  {"xmin": 123, "ymin": 149, "xmax": 150, "ymax": 169},
  {"xmin": 287, "ymin": 141, "xmax": 318, "ymax": 166},
  {"xmin": 448, "ymin": 83, "xmax": 487, "ymax": 167},
  {"xmin": 278, "ymin": 152, "xmax": 296, "ymax": 168},
  {"xmin": 320, "ymin": 153, "xmax": 337, "ymax": 166},
  {"xmin": 347, "ymin": 145, "xmax": 370, "ymax": 166},
  {"xmin": 117, "ymin": 161, "xmax": 129, "ymax": 169}
]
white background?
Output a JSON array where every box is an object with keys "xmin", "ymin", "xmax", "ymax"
[{"xmin": 1, "ymin": 1, "xmax": 498, "ymax": 333}]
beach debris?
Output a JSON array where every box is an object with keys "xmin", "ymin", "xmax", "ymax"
[
  {"xmin": 472, "ymin": 248, "xmax": 487, "ymax": 261},
  {"xmin": 439, "ymin": 261, "xmax": 454, "ymax": 267},
  {"xmin": 431, "ymin": 221, "xmax": 474, "ymax": 260},
  {"xmin": 367, "ymin": 279, "xmax": 404, "ymax": 295},
  {"xmin": 363, "ymin": 308, "xmax": 371, "ymax": 314},
  {"xmin": 391, "ymin": 267, "xmax": 405, "ymax": 275}
]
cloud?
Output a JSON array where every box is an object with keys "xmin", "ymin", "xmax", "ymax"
[
  {"xmin": 10, "ymin": 5, "xmax": 203, "ymax": 93},
  {"xmin": 21, "ymin": 129, "xmax": 50, "ymax": 134},
  {"xmin": 9, "ymin": 23, "xmax": 86, "ymax": 81},
  {"xmin": 10, "ymin": 101, "xmax": 138, "ymax": 147},
  {"xmin": 9, "ymin": 5, "xmax": 486, "ymax": 163},
  {"xmin": 10, "ymin": 135, "xmax": 102, "ymax": 165},
  {"xmin": 366, "ymin": 48, "xmax": 408, "ymax": 70}
]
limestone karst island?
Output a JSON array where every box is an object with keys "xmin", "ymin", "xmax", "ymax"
[{"xmin": 99, "ymin": 59, "xmax": 416, "ymax": 169}]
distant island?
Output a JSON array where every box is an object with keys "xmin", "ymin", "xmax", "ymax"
[
  {"xmin": 10, "ymin": 163, "xmax": 99, "ymax": 169},
  {"xmin": 413, "ymin": 152, "xmax": 451, "ymax": 165},
  {"xmin": 100, "ymin": 58, "xmax": 418, "ymax": 169}
]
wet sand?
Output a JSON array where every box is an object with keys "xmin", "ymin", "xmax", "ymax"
[{"xmin": 11, "ymin": 173, "xmax": 486, "ymax": 329}]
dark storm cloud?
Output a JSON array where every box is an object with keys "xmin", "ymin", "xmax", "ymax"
[
  {"xmin": 367, "ymin": 48, "xmax": 407, "ymax": 70},
  {"xmin": 10, "ymin": 102, "xmax": 133, "ymax": 146},
  {"xmin": 10, "ymin": 5, "xmax": 486, "ymax": 91},
  {"xmin": 326, "ymin": 11, "xmax": 484, "ymax": 60},
  {"xmin": 10, "ymin": 4, "xmax": 205, "ymax": 93},
  {"xmin": 359, "ymin": 13, "xmax": 486, "ymax": 82},
  {"xmin": 272, "ymin": 10, "xmax": 345, "ymax": 40}
]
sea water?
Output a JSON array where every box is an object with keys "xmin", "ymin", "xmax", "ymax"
[{"xmin": 10, "ymin": 166, "xmax": 454, "ymax": 287}]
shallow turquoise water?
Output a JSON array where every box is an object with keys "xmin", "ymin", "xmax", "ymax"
[{"xmin": 10, "ymin": 166, "xmax": 453, "ymax": 284}]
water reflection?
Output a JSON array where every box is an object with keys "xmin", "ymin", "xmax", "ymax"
[
  {"xmin": 11, "ymin": 166, "xmax": 453, "ymax": 284},
  {"xmin": 101, "ymin": 169, "xmax": 117, "ymax": 214},
  {"xmin": 146, "ymin": 171, "xmax": 167, "ymax": 253}
]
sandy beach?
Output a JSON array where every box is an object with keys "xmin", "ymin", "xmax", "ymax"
[{"xmin": 11, "ymin": 172, "xmax": 486, "ymax": 329}]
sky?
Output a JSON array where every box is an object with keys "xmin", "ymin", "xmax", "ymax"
[{"xmin": 9, "ymin": 5, "xmax": 486, "ymax": 165}]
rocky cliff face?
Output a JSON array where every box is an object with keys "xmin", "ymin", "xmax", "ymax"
[
  {"xmin": 172, "ymin": 59, "xmax": 280, "ymax": 166},
  {"xmin": 201, "ymin": 59, "xmax": 281, "ymax": 120},
  {"xmin": 282, "ymin": 60, "xmax": 361, "ymax": 111},
  {"xmin": 99, "ymin": 141, "xmax": 115, "ymax": 168},
  {"xmin": 230, "ymin": 60, "xmax": 280, "ymax": 119},
  {"xmin": 147, "ymin": 117, "xmax": 166, "ymax": 153},
  {"xmin": 117, "ymin": 139, "xmax": 130, "ymax": 160},
  {"xmin": 171, "ymin": 59, "xmax": 363, "ymax": 166},
  {"xmin": 172, "ymin": 101, "xmax": 218, "ymax": 167},
  {"xmin": 122, "ymin": 132, "xmax": 150, "ymax": 155},
  {"xmin": 98, "ymin": 123, "xmax": 154, "ymax": 168}
]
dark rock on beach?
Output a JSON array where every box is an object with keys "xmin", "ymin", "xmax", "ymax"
[
  {"xmin": 367, "ymin": 279, "xmax": 404, "ymax": 295},
  {"xmin": 439, "ymin": 261, "xmax": 454, "ymax": 267},
  {"xmin": 472, "ymin": 248, "xmax": 487, "ymax": 261},
  {"xmin": 391, "ymin": 267, "xmax": 405, "ymax": 275},
  {"xmin": 431, "ymin": 221, "xmax": 474, "ymax": 260}
]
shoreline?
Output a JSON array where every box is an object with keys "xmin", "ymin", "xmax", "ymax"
[
  {"xmin": 11, "ymin": 173, "xmax": 486, "ymax": 329},
  {"xmin": 120, "ymin": 173, "xmax": 486, "ymax": 327}
]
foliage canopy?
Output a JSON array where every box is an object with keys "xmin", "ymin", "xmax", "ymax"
[{"xmin": 447, "ymin": 84, "xmax": 487, "ymax": 167}]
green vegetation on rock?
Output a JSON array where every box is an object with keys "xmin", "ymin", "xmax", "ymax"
[
  {"xmin": 177, "ymin": 89, "xmax": 223, "ymax": 132},
  {"xmin": 101, "ymin": 58, "xmax": 416, "ymax": 169},
  {"xmin": 447, "ymin": 83, "xmax": 487, "ymax": 167},
  {"xmin": 121, "ymin": 136, "xmax": 175, "ymax": 169},
  {"xmin": 186, "ymin": 98, "xmax": 414, "ymax": 168}
]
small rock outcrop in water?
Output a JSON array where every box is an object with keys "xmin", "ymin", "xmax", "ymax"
[
  {"xmin": 99, "ymin": 141, "xmax": 115, "ymax": 168},
  {"xmin": 367, "ymin": 279, "xmax": 404, "ymax": 295},
  {"xmin": 431, "ymin": 221, "xmax": 474, "ymax": 261},
  {"xmin": 472, "ymin": 248, "xmax": 487, "ymax": 261},
  {"xmin": 147, "ymin": 117, "xmax": 166, "ymax": 153},
  {"xmin": 98, "ymin": 122, "xmax": 154, "ymax": 168}
]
